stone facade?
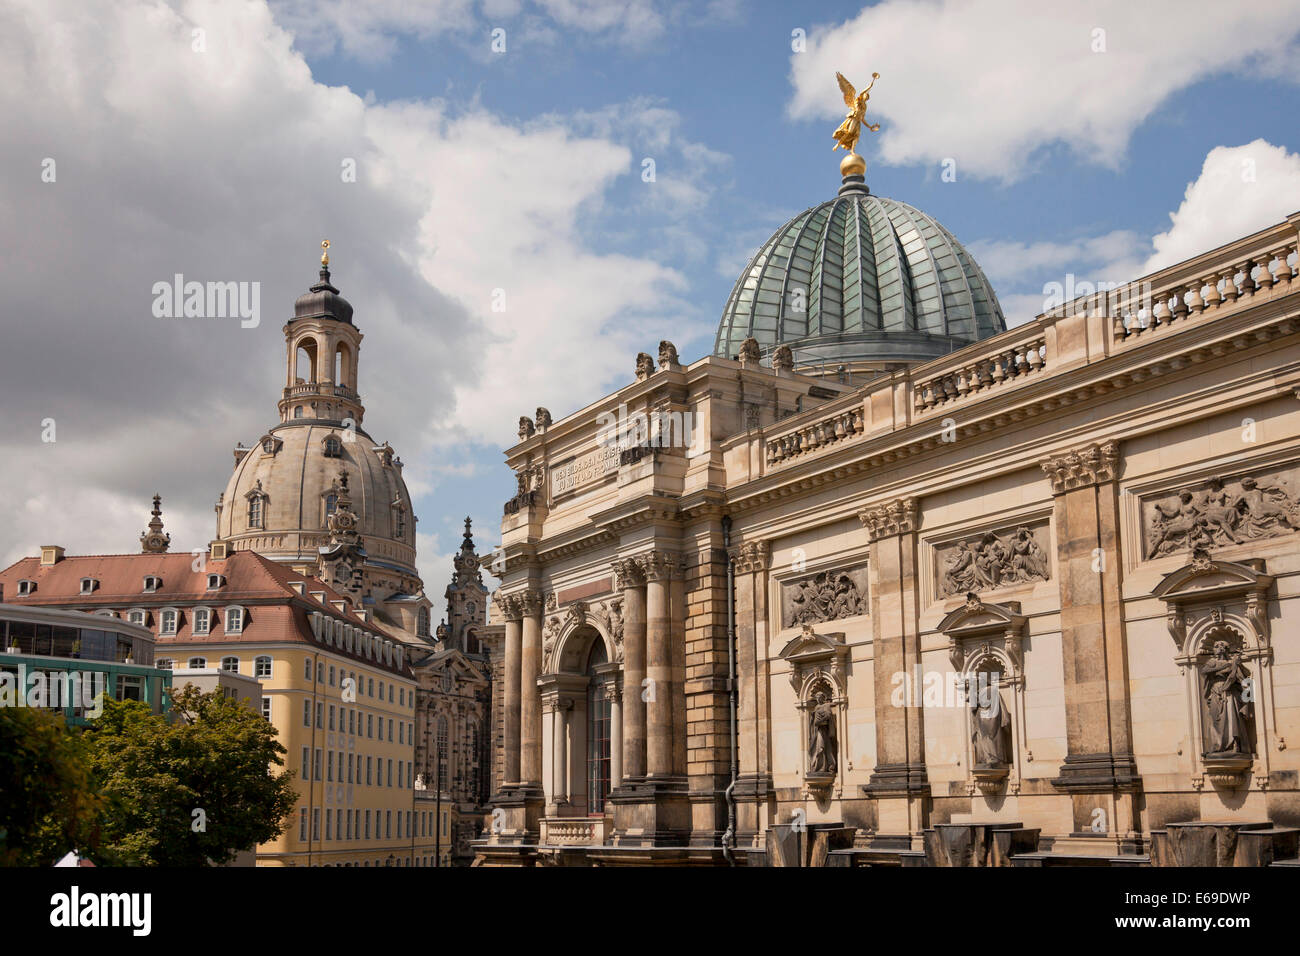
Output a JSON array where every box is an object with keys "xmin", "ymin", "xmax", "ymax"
[{"xmin": 478, "ymin": 209, "xmax": 1300, "ymax": 866}]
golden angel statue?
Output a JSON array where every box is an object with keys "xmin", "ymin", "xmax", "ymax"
[{"xmin": 831, "ymin": 71, "xmax": 881, "ymax": 153}]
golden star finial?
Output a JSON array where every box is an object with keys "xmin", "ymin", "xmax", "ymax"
[{"xmin": 321, "ymin": 239, "xmax": 330, "ymax": 268}]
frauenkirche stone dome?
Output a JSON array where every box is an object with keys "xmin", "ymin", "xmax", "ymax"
[
  {"xmin": 213, "ymin": 241, "xmax": 430, "ymax": 638},
  {"xmin": 713, "ymin": 158, "xmax": 1007, "ymax": 375}
]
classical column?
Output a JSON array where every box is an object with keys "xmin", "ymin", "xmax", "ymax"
[
  {"xmin": 730, "ymin": 539, "xmax": 772, "ymax": 843},
  {"xmin": 500, "ymin": 596, "xmax": 523, "ymax": 788},
  {"xmin": 669, "ymin": 555, "xmax": 688, "ymax": 777},
  {"xmin": 859, "ymin": 498, "xmax": 930, "ymax": 835},
  {"xmin": 614, "ymin": 558, "xmax": 647, "ymax": 781},
  {"xmin": 1040, "ymin": 441, "xmax": 1140, "ymax": 831},
  {"xmin": 643, "ymin": 551, "xmax": 677, "ymax": 778},
  {"xmin": 555, "ymin": 697, "xmax": 572, "ymax": 804},
  {"xmin": 520, "ymin": 589, "xmax": 544, "ymax": 790},
  {"xmin": 608, "ymin": 682, "xmax": 623, "ymax": 788}
]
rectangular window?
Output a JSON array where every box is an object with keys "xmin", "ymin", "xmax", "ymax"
[
  {"xmin": 303, "ymin": 699, "xmax": 311, "ymax": 727},
  {"xmin": 346, "ymin": 809, "xmax": 352, "ymax": 840},
  {"xmin": 312, "ymin": 808, "xmax": 320, "ymax": 841},
  {"xmin": 367, "ymin": 714, "xmax": 373, "ymax": 738},
  {"xmin": 327, "ymin": 751, "xmax": 334, "ymax": 782},
  {"xmin": 347, "ymin": 753, "xmax": 353, "ymax": 784},
  {"xmin": 329, "ymin": 665, "xmax": 335, "ymax": 686},
  {"xmin": 329, "ymin": 704, "xmax": 335, "ymax": 731},
  {"xmin": 261, "ymin": 697, "xmax": 272, "ymax": 720},
  {"xmin": 325, "ymin": 808, "xmax": 332, "ymax": 841},
  {"xmin": 387, "ymin": 718, "xmax": 393, "ymax": 742},
  {"xmin": 365, "ymin": 810, "xmax": 371, "ymax": 839},
  {"xmin": 442, "ymin": 813, "xmax": 447, "ymax": 836},
  {"xmin": 301, "ymin": 747, "xmax": 309, "ymax": 779},
  {"xmin": 299, "ymin": 808, "xmax": 308, "ymax": 842},
  {"xmin": 314, "ymin": 748, "xmax": 322, "ymax": 781},
  {"xmin": 349, "ymin": 710, "xmax": 355, "ymax": 735},
  {"xmin": 304, "ymin": 657, "xmax": 312, "ymax": 680},
  {"xmin": 398, "ymin": 722, "xmax": 404, "ymax": 745},
  {"xmin": 387, "ymin": 759, "xmax": 392, "ymax": 787},
  {"xmin": 386, "ymin": 811, "xmax": 391, "ymax": 839},
  {"xmin": 316, "ymin": 701, "xmax": 323, "ymax": 728},
  {"xmin": 367, "ymin": 756, "xmax": 373, "ymax": 785}
]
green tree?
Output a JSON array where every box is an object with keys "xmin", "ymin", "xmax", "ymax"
[
  {"xmin": 84, "ymin": 685, "xmax": 298, "ymax": 866},
  {"xmin": 0, "ymin": 705, "xmax": 102, "ymax": 866}
]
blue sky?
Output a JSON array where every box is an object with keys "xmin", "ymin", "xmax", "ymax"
[{"xmin": 2, "ymin": 0, "xmax": 1298, "ymax": 611}]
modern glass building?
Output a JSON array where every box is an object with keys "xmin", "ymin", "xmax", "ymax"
[{"xmin": 0, "ymin": 604, "xmax": 170, "ymax": 725}]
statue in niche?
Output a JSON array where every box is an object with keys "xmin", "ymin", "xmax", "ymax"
[
  {"xmin": 968, "ymin": 674, "xmax": 1011, "ymax": 767},
  {"xmin": 807, "ymin": 689, "xmax": 838, "ymax": 775},
  {"xmin": 1201, "ymin": 640, "xmax": 1253, "ymax": 757}
]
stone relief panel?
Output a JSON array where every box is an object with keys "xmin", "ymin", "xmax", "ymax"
[
  {"xmin": 779, "ymin": 565, "xmax": 868, "ymax": 629},
  {"xmin": 935, "ymin": 523, "xmax": 1050, "ymax": 597},
  {"xmin": 1142, "ymin": 464, "xmax": 1300, "ymax": 559}
]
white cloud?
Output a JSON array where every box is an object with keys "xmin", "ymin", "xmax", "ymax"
[
  {"xmin": 1142, "ymin": 140, "xmax": 1300, "ymax": 273},
  {"xmin": 788, "ymin": 0, "xmax": 1300, "ymax": 181},
  {"xmin": 0, "ymin": 0, "xmax": 713, "ymax": 569},
  {"xmin": 969, "ymin": 139, "xmax": 1300, "ymax": 327}
]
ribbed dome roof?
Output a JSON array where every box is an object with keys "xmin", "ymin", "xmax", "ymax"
[
  {"xmin": 294, "ymin": 267, "xmax": 354, "ymax": 324},
  {"xmin": 714, "ymin": 182, "xmax": 1005, "ymax": 369}
]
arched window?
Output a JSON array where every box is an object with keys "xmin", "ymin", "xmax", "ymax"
[
  {"xmin": 323, "ymin": 436, "xmax": 342, "ymax": 458},
  {"xmin": 296, "ymin": 339, "xmax": 317, "ymax": 384},
  {"xmin": 255, "ymin": 655, "xmax": 272, "ymax": 678},
  {"xmin": 417, "ymin": 607, "xmax": 430, "ymax": 639},
  {"xmin": 247, "ymin": 496, "xmax": 263, "ymax": 528},
  {"xmin": 156, "ymin": 659, "xmax": 174, "ymax": 670},
  {"xmin": 586, "ymin": 639, "xmax": 611, "ymax": 814},
  {"xmin": 188, "ymin": 656, "xmax": 206, "ymax": 669},
  {"xmin": 436, "ymin": 716, "xmax": 449, "ymax": 791},
  {"xmin": 221, "ymin": 656, "xmax": 239, "ymax": 673},
  {"xmin": 293, "ymin": 406, "xmax": 304, "ymax": 419}
]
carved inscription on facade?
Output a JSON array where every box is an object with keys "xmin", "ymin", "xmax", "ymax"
[
  {"xmin": 780, "ymin": 566, "xmax": 868, "ymax": 629},
  {"xmin": 936, "ymin": 524, "xmax": 1050, "ymax": 597},
  {"xmin": 550, "ymin": 444, "xmax": 621, "ymax": 496},
  {"xmin": 1143, "ymin": 465, "xmax": 1300, "ymax": 559}
]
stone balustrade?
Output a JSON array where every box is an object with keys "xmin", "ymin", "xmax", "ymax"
[
  {"xmin": 1104, "ymin": 229, "xmax": 1298, "ymax": 344},
  {"xmin": 765, "ymin": 401, "xmax": 866, "ymax": 467},
  {"xmin": 539, "ymin": 816, "xmax": 612, "ymax": 846},
  {"xmin": 912, "ymin": 331, "xmax": 1048, "ymax": 414}
]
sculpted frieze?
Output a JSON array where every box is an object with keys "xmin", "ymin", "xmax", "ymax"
[
  {"xmin": 936, "ymin": 524, "xmax": 1051, "ymax": 597},
  {"xmin": 780, "ymin": 566, "xmax": 868, "ymax": 629},
  {"xmin": 1143, "ymin": 465, "xmax": 1300, "ymax": 559}
]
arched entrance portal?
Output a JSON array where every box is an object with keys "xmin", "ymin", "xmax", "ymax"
[{"xmin": 542, "ymin": 624, "xmax": 622, "ymax": 817}]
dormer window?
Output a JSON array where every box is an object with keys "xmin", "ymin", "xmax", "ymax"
[
  {"xmin": 126, "ymin": 609, "xmax": 147, "ymax": 627},
  {"xmin": 79, "ymin": 577, "xmax": 98, "ymax": 594},
  {"xmin": 193, "ymin": 607, "xmax": 212, "ymax": 635},
  {"xmin": 392, "ymin": 505, "xmax": 406, "ymax": 539},
  {"xmin": 247, "ymin": 496, "xmax": 263, "ymax": 528},
  {"xmin": 207, "ymin": 573, "xmax": 226, "ymax": 590},
  {"xmin": 159, "ymin": 609, "xmax": 178, "ymax": 635},
  {"xmin": 225, "ymin": 606, "xmax": 245, "ymax": 633},
  {"xmin": 17, "ymin": 580, "xmax": 36, "ymax": 596},
  {"xmin": 142, "ymin": 575, "xmax": 162, "ymax": 593}
]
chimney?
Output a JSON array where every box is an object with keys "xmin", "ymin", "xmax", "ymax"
[{"xmin": 39, "ymin": 545, "xmax": 66, "ymax": 566}]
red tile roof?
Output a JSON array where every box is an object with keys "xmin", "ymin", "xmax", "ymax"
[{"xmin": 0, "ymin": 549, "xmax": 411, "ymax": 676}]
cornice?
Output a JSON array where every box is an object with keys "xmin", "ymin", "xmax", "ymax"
[{"xmin": 858, "ymin": 497, "xmax": 919, "ymax": 542}]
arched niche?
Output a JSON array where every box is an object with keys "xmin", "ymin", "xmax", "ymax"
[
  {"xmin": 1153, "ymin": 549, "xmax": 1275, "ymax": 790},
  {"xmin": 937, "ymin": 594, "xmax": 1028, "ymax": 797},
  {"xmin": 779, "ymin": 623, "xmax": 850, "ymax": 800}
]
